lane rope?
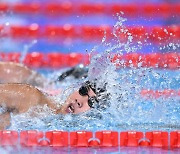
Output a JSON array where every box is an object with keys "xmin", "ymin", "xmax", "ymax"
[
  {"xmin": 0, "ymin": 3, "xmax": 179, "ymax": 17},
  {"xmin": 0, "ymin": 24, "xmax": 180, "ymax": 42},
  {"xmin": 0, "ymin": 52, "xmax": 179, "ymax": 69},
  {"xmin": 0, "ymin": 130, "xmax": 179, "ymax": 148}
]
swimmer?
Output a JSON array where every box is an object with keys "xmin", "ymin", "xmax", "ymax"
[
  {"xmin": 0, "ymin": 62, "xmax": 108, "ymax": 130},
  {"xmin": 0, "ymin": 61, "xmax": 88, "ymax": 86},
  {"xmin": 0, "ymin": 81, "xmax": 105, "ymax": 130}
]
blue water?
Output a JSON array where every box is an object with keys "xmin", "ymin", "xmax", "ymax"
[
  {"xmin": 7, "ymin": 67, "xmax": 179, "ymax": 132},
  {"xmin": 0, "ymin": 0, "xmax": 180, "ymax": 153},
  {"xmin": 0, "ymin": 0, "xmax": 179, "ymax": 53}
]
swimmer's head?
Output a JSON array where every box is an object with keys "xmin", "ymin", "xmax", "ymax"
[{"xmin": 58, "ymin": 81, "xmax": 109, "ymax": 114}]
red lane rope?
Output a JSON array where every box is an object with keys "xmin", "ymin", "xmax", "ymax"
[
  {"xmin": 0, "ymin": 3, "xmax": 179, "ymax": 16},
  {"xmin": 0, "ymin": 52, "xmax": 179, "ymax": 69},
  {"xmin": 0, "ymin": 24, "xmax": 180, "ymax": 42},
  {"xmin": 141, "ymin": 89, "xmax": 180, "ymax": 98},
  {"xmin": 0, "ymin": 130, "xmax": 179, "ymax": 148}
]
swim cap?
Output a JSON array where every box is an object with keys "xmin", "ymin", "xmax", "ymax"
[{"xmin": 84, "ymin": 80, "xmax": 110, "ymax": 110}]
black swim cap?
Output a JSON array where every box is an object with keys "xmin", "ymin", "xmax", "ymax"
[{"xmin": 84, "ymin": 80, "xmax": 110, "ymax": 110}]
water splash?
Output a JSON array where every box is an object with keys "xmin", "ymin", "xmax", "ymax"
[
  {"xmin": 8, "ymin": 15, "xmax": 180, "ymax": 131},
  {"xmin": 19, "ymin": 40, "xmax": 38, "ymax": 63}
]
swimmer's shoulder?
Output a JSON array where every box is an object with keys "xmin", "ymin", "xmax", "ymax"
[
  {"xmin": 0, "ymin": 61, "xmax": 28, "ymax": 69},
  {"xmin": 0, "ymin": 62, "xmax": 38, "ymax": 75},
  {"xmin": 0, "ymin": 62, "xmax": 46, "ymax": 87}
]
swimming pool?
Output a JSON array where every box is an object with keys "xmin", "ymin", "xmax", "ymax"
[{"xmin": 0, "ymin": 0, "xmax": 180, "ymax": 153}]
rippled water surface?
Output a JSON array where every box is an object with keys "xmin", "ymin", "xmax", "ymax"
[
  {"xmin": 0, "ymin": 1, "xmax": 180, "ymax": 154},
  {"xmin": 7, "ymin": 16, "xmax": 180, "ymax": 132}
]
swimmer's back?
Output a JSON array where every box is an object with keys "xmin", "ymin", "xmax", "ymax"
[{"xmin": 0, "ymin": 62, "xmax": 45, "ymax": 87}]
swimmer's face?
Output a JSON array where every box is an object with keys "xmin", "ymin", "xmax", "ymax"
[{"xmin": 59, "ymin": 86, "xmax": 96, "ymax": 114}]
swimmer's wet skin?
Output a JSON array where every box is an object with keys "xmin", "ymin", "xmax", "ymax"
[
  {"xmin": 0, "ymin": 83, "xmax": 54, "ymax": 129},
  {"xmin": 0, "ymin": 82, "xmax": 98, "ymax": 130},
  {"xmin": 0, "ymin": 62, "xmax": 46, "ymax": 87}
]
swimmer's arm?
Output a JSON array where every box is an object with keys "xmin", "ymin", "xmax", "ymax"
[
  {"xmin": 0, "ymin": 83, "xmax": 53, "ymax": 113},
  {"xmin": 0, "ymin": 112, "xmax": 11, "ymax": 130}
]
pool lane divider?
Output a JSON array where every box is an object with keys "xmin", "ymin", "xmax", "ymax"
[
  {"xmin": 0, "ymin": 52, "xmax": 179, "ymax": 69},
  {"xmin": 0, "ymin": 2, "xmax": 179, "ymax": 17},
  {"xmin": 141, "ymin": 89, "xmax": 180, "ymax": 99},
  {"xmin": 0, "ymin": 131, "xmax": 179, "ymax": 149},
  {"xmin": 0, "ymin": 24, "xmax": 180, "ymax": 42}
]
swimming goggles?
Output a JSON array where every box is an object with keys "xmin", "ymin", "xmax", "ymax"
[{"xmin": 78, "ymin": 85, "xmax": 98, "ymax": 108}]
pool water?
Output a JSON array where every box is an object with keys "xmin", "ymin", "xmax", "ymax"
[
  {"xmin": 0, "ymin": 0, "xmax": 180, "ymax": 153},
  {"xmin": 6, "ymin": 48, "xmax": 179, "ymax": 131}
]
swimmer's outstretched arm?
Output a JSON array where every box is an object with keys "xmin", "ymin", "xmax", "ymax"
[
  {"xmin": 0, "ymin": 62, "xmax": 46, "ymax": 87},
  {"xmin": 0, "ymin": 83, "xmax": 56, "ymax": 113},
  {"xmin": 0, "ymin": 83, "xmax": 58, "ymax": 130}
]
